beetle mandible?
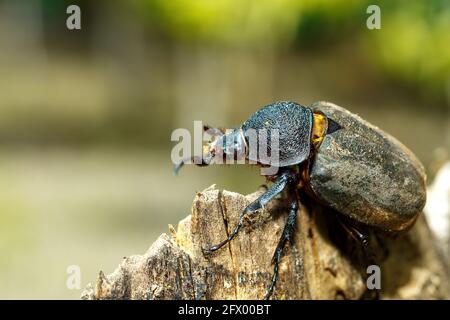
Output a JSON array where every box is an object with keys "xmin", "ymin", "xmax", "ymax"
[{"xmin": 174, "ymin": 101, "xmax": 427, "ymax": 299}]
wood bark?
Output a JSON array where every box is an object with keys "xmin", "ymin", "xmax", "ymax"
[{"xmin": 81, "ymin": 185, "xmax": 450, "ymax": 300}]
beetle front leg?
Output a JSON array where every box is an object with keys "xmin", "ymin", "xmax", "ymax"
[
  {"xmin": 203, "ymin": 169, "xmax": 296, "ymax": 254},
  {"xmin": 264, "ymin": 189, "xmax": 299, "ymax": 300}
]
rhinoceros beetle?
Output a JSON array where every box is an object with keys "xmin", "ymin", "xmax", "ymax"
[{"xmin": 174, "ymin": 101, "xmax": 426, "ymax": 299}]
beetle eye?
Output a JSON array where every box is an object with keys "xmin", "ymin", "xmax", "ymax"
[{"xmin": 326, "ymin": 117, "xmax": 342, "ymax": 134}]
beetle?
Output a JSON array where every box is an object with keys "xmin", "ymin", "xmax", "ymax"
[{"xmin": 174, "ymin": 101, "xmax": 427, "ymax": 299}]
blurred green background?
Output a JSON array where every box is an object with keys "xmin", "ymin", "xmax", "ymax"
[{"xmin": 0, "ymin": 0, "xmax": 448, "ymax": 299}]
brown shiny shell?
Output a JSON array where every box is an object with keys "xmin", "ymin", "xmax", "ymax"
[{"xmin": 309, "ymin": 101, "xmax": 427, "ymax": 232}]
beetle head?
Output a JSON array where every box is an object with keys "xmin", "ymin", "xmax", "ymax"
[
  {"xmin": 208, "ymin": 128, "xmax": 247, "ymax": 164},
  {"xmin": 173, "ymin": 128, "xmax": 247, "ymax": 175}
]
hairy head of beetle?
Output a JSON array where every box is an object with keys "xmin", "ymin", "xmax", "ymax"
[
  {"xmin": 172, "ymin": 121, "xmax": 282, "ymax": 176},
  {"xmin": 172, "ymin": 127, "xmax": 248, "ymax": 175},
  {"xmin": 207, "ymin": 128, "xmax": 247, "ymax": 165}
]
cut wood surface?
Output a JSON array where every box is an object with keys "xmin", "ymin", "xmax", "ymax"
[{"xmin": 81, "ymin": 185, "xmax": 450, "ymax": 300}]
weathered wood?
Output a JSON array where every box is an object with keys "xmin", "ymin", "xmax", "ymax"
[{"xmin": 81, "ymin": 185, "xmax": 450, "ymax": 300}]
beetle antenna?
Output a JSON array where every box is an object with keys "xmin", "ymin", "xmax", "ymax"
[
  {"xmin": 173, "ymin": 159, "xmax": 187, "ymax": 176},
  {"xmin": 173, "ymin": 153, "xmax": 214, "ymax": 176}
]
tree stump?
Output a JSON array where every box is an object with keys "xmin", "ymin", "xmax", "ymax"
[{"xmin": 81, "ymin": 185, "xmax": 450, "ymax": 300}]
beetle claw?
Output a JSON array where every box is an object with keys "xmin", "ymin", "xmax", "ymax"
[
  {"xmin": 202, "ymin": 246, "xmax": 213, "ymax": 255},
  {"xmin": 202, "ymin": 244, "xmax": 220, "ymax": 255}
]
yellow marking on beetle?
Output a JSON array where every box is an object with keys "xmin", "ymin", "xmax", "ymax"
[{"xmin": 312, "ymin": 112, "xmax": 327, "ymax": 148}]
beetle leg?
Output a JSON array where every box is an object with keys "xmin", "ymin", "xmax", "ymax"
[
  {"xmin": 336, "ymin": 217, "xmax": 380, "ymax": 300},
  {"xmin": 203, "ymin": 169, "xmax": 296, "ymax": 254},
  {"xmin": 264, "ymin": 189, "xmax": 298, "ymax": 300},
  {"xmin": 339, "ymin": 220, "xmax": 377, "ymax": 264}
]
